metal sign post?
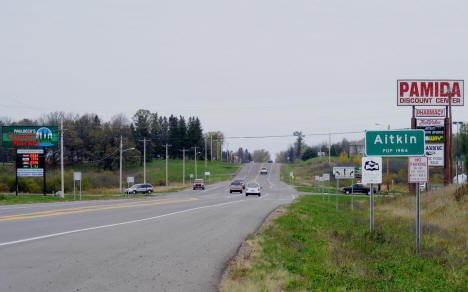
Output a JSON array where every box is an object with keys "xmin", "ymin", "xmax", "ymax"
[
  {"xmin": 408, "ymin": 156, "xmax": 428, "ymax": 255},
  {"xmin": 362, "ymin": 157, "xmax": 383, "ymax": 233},
  {"xmin": 73, "ymin": 172, "xmax": 82, "ymax": 200},
  {"xmin": 351, "ymin": 178, "xmax": 354, "ymax": 211},
  {"xmin": 336, "ymin": 178, "xmax": 339, "ymax": 210}
]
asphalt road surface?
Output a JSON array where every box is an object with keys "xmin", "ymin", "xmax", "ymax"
[{"xmin": 0, "ymin": 163, "xmax": 297, "ymax": 292}]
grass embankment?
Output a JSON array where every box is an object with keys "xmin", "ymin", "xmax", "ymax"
[
  {"xmin": 0, "ymin": 160, "xmax": 239, "ymax": 196},
  {"xmin": 220, "ymin": 185, "xmax": 468, "ymax": 291}
]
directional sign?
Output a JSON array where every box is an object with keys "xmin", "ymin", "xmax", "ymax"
[
  {"xmin": 362, "ymin": 157, "xmax": 382, "ymax": 184},
  {"xmin": 408, "ymin": 157, "xmax": 429, "ymax": 183},
  {"xmin": 333, "ymin": 167, "xmax": 355, "ymax": 179},
  {"xmin": 366, "ymin": 130, "xmax": 425, "ymax": 157},
  {"xmin": 73, "ymin": 172, "xmax": 82, "ymax": 181}
]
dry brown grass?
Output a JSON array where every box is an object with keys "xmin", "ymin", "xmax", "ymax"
[
  {"xmin": 219, "ymin": 205, "xmax": 294, "ymax": 292},
  {"xmin": 375, "ymin": 184, "xmax": 468, "ymax": 255}
]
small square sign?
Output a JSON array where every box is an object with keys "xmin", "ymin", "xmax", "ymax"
[
  {"xmin": 362, "ymin": 157, "xmax": 382, "ymax": 184},
  {"xmin": 408, "ymin": 157, "xmax": 429, "ymax": 183}
]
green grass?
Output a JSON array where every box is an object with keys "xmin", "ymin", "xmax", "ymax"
[
  {"xmin": 221, "ymin": 195, "xmax": 467, "ymax": 291},
  {"xmin": 0, "ymin": 159, "xmax": 239, "ymax": 195}
]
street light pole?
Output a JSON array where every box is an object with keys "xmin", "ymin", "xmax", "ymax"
[
  {"xmin": 205, "ymin": 137, "xmax": 207, "ymax": 169},
  {"xmin": 60, "ymin": 118, "xmax": 64, "ymax": 198},
  {"xmin": 120, "ymin": 136, "xmax": 122, "ymax": 192},
  {"xmin": 210, "ymin": 134, "xmax": 213, "ymax": 161},
  {"xmin": 194, "ymin": 147, "xmax": 198, "ymax": 179},
  {"xmin": 165, "ymin": 144, "xmax": 169, "ymax": 187}
]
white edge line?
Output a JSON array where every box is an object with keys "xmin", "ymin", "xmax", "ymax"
[{"xmin": 0, "ymin": 199, "xmax": 247, "ymax": 248}]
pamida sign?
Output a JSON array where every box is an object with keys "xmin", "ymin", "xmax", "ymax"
[
  {"xmin": 397, "ymin": 80, "xmax": 464, "ymax": 106},
  {"xmin": 2, "ymin": 126, "xmax": 59, "ymax": 148}
]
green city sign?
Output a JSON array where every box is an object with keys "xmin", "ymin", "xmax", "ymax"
[
  {"xmin": 365, "ymin": 130, "xmax": 425, "ymax": 157},
  {"xmin": 2, "ymin": 126, "xmax": 59, "ymax": 148}
]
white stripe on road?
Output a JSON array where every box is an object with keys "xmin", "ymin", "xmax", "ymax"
[{"xmin": 0, "ymin": 193, "xmax": 275, "ymax": 248}]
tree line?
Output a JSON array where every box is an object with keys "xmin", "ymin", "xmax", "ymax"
[{"xmin": 0, "ymin": 110, "xmax": 227, "ymax": 170}]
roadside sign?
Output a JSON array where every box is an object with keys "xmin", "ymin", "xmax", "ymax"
[
  {"xmin": 362, "ymin": 157, "xmax": 382, "ymax": 184},
  {"xmin": 416, "ymin": 119, "xmax": 444, "ymax": 127},
  {"xmin": 415, "ymin": 108, "xmax": 446, "ymax": 118},
  {"xmin": 2, "ymin": 126, "xmax": 59, "ymax": 148},
  {"xmin": 397, "ymin": 80, "xmax": 464, "ymax": 106},
  {"xmin": 204, "ymin": 172, "xmax": 211, "ymax": 176},
  {"xmin": 365, "ymin": 130, "xmax": 425, "ymax": 156},
  {"xmin": 189, "ymin": 174, "xmax": 194, "ymax": 178},
  {"xmin": 333, "ymin": 166, "xmax": 355, "ymax": 179},
  {"xmin": 425, "ymin": 144, "xmax": 444, "ymax": 166},
  {"xmin": 127, "ymin": 176, "xmax": 134, "ymax": 184},
  {"xmin": 16, "ymin": 149, "xmax": 45, "ymax": 177},
  {"xmin": 322, "ymin": 173, "xmax": 330, "ymax": 181},
  {"xmin": 73, "ymin": 172, "xmax": 82, "ymax": 181},
  {"xmin": 289, "ymin": 171, "xmax": 294, "ymax": 177},
  {"xmin": 408, "ymin": 157, "xmax": 429, "ymax": 183},
  {"xmin": 354, "ymin": 167, "xmax": 362, "ymax": 178},
  {"xmin": 314, "ymin": 175, "xmax": 320, "ymax": 181}
]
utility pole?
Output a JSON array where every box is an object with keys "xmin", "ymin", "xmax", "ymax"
[
  {"xmin": 119, "ymin": 135, "xmax": 122, "ymax": 192},
  {"xmin": 205, "ymin": 137, "xmax": 207, "ymax": 168},
  {"xmin": 182, "ymin": 149, "xmax": 186, "ymax": 185},
  {"xmin": 328, "ymin": 133, "xmax": 331, "ymax": 164},
  {"xmin": 60, "ymin": 118, "xmax": 64, "ymax": 198},
  {"xmin": 165, "ymin": 144, "xmax": 169, "ymax": 186},
  {"xmin": 210, "ymin": 134, "xmax": 213, "ymax": 161},
  {"xmin": 194, "ymin": 147, "xmax": 198, "ymax": 179},
  {"xmin": 139, "ymin": 138, "xmax": 149, "ymax": 184}
]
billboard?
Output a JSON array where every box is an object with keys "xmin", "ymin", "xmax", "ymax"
[
  {"xmin": 16, "ymin": 149, "xmax": 45, "ymax": 177},
  {"xmin": 425, "ymin": 144, "xmax": 444, "ymax": 167},
  {"xmin": 2, "ymin": 126, "xmax": 58, "ymax": 148},
  {"xmin": 415, "ymin": 108, "xmax": 446, "ymax": 118},
  {"xmin": 397, "ymin": 80, "xmax": 464, "ymax": 106}
]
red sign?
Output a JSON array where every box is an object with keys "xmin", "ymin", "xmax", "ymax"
[
  {"xmin": 415, "ymin": 108, "xmax": 446, "ymax": 118},
  {"xmin": 397, "ymin": 80, "xmax": 464, "ymax": 106},
  {"xmin": 416, "ymin": 119, "xmax": 444, "ymax": 127}
]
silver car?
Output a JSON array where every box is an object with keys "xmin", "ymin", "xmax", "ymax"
[
  {"xmin": 125, "ymin": 183, "xmax": 153, "ymax": 194},
  {"xmin": 245, "ymin": 182, "xmax": 261, "ymax": 197}
]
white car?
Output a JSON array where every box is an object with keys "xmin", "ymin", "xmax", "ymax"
[
  {"xmin": 245, "ymin": 183, "xmax": 261, "ymax": 197},
  {"xmin": 260, "ymin": 167, "xmax": 268, "ymax": 175}
]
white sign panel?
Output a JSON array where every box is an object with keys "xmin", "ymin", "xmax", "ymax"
[
  {"xmin": 204, "ymin": 172, "xmax": 211, "ymax": 176},
  {"xmin": 425, "ymin": 144, "xmax": 444, "ymax": 167},
  {"xmin": 322, "ymin": 174, "xmax": 330, "ymax": 181},
  {"xmin": 127, "ymin": 176, "xmax": 134, "ymax": 183},
  {"xmin": 397, "ymin": 80, "xmax": 464, "ymax": 106},
  {"xmin": 73, "ymin": 172, "xmax": 82, "ymax": 181},
  {"xmin": 17, "ymin": 149, "xmax": 44, "ymax": 154},
  {"xmin": 362, "ymin": 157, "xmax": 382, "ymax": 184},
  {"xmin": 415, "ymin": 108, "xmax": 446, "ymax": 118},
  {"xmin": 189, "ymin": 174, "xmax": 194, "ymax": 178},
  {"xmin": 416, "ymin": 119, "xmax": 444, "ymax": 127},
  {"xmin": 17, "ymin": 168, "xmax": 44, "ymax": 177},
  {"xmin": 289, "ymin": 171, "xmax": 294, "ymax": 177},
  {"xmin": 408, "ymin": 157, "xmax": 429, "ymax": 183},
  {"xmin": 333, "ymin": 166, "xmax": 355, "ymax": 179},
  {"xmin": 314, "ymin": 175, "xmax": 320, "ymax": 181}
]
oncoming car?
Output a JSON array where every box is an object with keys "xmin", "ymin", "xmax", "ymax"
[
  {"xmin": 260, "ymin": 167, "xmax": 268, "ymax": 175},
  {"xmin": 193, "ymin": 179, "xmax": 205, "ymax": 190},
  {"xmin": 125, "ymin": 183, "xmax": 154, "ymax": 194},
  {"xmin": 245, "ymin": 182, "xmax": 261, "ymax": 197}
]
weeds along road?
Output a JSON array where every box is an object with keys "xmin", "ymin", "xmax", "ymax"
[{"xmin": 0, "ymin": 163, "xmax": 296, "ymax": 292}]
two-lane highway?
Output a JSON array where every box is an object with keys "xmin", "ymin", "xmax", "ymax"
[{"xmin": 0, "ymin": 163, "xmax": 297, "ymax": 292}]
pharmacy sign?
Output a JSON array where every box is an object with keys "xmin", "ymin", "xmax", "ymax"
[{"xmin": 366, "ymin": 130, "xmax": 425, "ymax": 157}]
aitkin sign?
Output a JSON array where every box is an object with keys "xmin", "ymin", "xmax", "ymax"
[
  {"xmin": 366, "ymin": 130, "xmax": 425, "ymax": 157},
  {"xmin": 397, "ymin": 80, "xmax": 464, "ymax": 106}
]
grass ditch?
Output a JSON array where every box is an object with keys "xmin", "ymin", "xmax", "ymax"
[{"xmin": 219, "ymin": 186, "xmax": 468, "ymax": 291}]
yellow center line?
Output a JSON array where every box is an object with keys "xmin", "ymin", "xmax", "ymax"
[
  {"xmin": 0, "ymin": 197, "xmax": 198, "ymax": 222},
  {"xmin": 252, "ymin": 163, "xmax": 265, "ymax": 183}
]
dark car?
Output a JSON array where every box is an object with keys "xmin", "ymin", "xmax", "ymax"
[
  {"xmin": 193, "ymin": 179, "xmax": 205, "ymax": 190},
  {"xmin": 236, "ymin": 179, "xmax": 246, "ymax": 189},
  {"xmin": 341, "ymin": 183, "xmax": 376, "ymax": 195},
  {"xmin": 125, "ymin": 183, "xmax": 154, "ymax": 194}
]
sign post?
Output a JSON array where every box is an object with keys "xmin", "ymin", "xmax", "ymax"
[
  {"xmin": 73, "ymin": 172, "xmax": 82, "ymax": 200},
  {"xmin": 126, "ymin": 177, "xmax": 134, "ymax": 197},
  {"xmin": 362, "ymin": 157, "xmax": 383, "ymax": 233},
  {"xmin": 333, "ymin": 167, "xmax": 355, "ymax": 210},
  {"xmin": 409, "ymin": 156, "xmax": 429, "ymax": 255}
]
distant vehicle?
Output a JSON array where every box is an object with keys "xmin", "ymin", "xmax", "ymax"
[
  {"xmin": 453, "ymin": 174, "xmax": 467, "ymax": 184},
  {"xmin": 260, "ymin": 167, "xmax": 268, "ymax": 175},
  {"xmin": 245, "ymin": 182, "xmax": 261, "ymax": 197},
  {"xmin": 229, "ymin": 180, "xmax": 243, "ymax": 194},
  {"xmin": 125, "ymin": 183, "xmax": 153, "ymax": 194},
  {"xmin": 268, "ymin": 160, "xmax": 273, "ymax": 163},
  {"xmin": 236, "ymin": 179, "xmax": 246, "ymax": 189},
  {"xmin": 341, "ymin": 183, "xmax": 375, "ymax": 195},
  {"xmin": 193, "ymin": 179, "xmax": 205, "ymax": 190}
]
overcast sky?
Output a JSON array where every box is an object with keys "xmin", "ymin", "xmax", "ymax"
[{"xmin": 1, "ymin": 0, "xmax": 467, "ymax": 156}]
